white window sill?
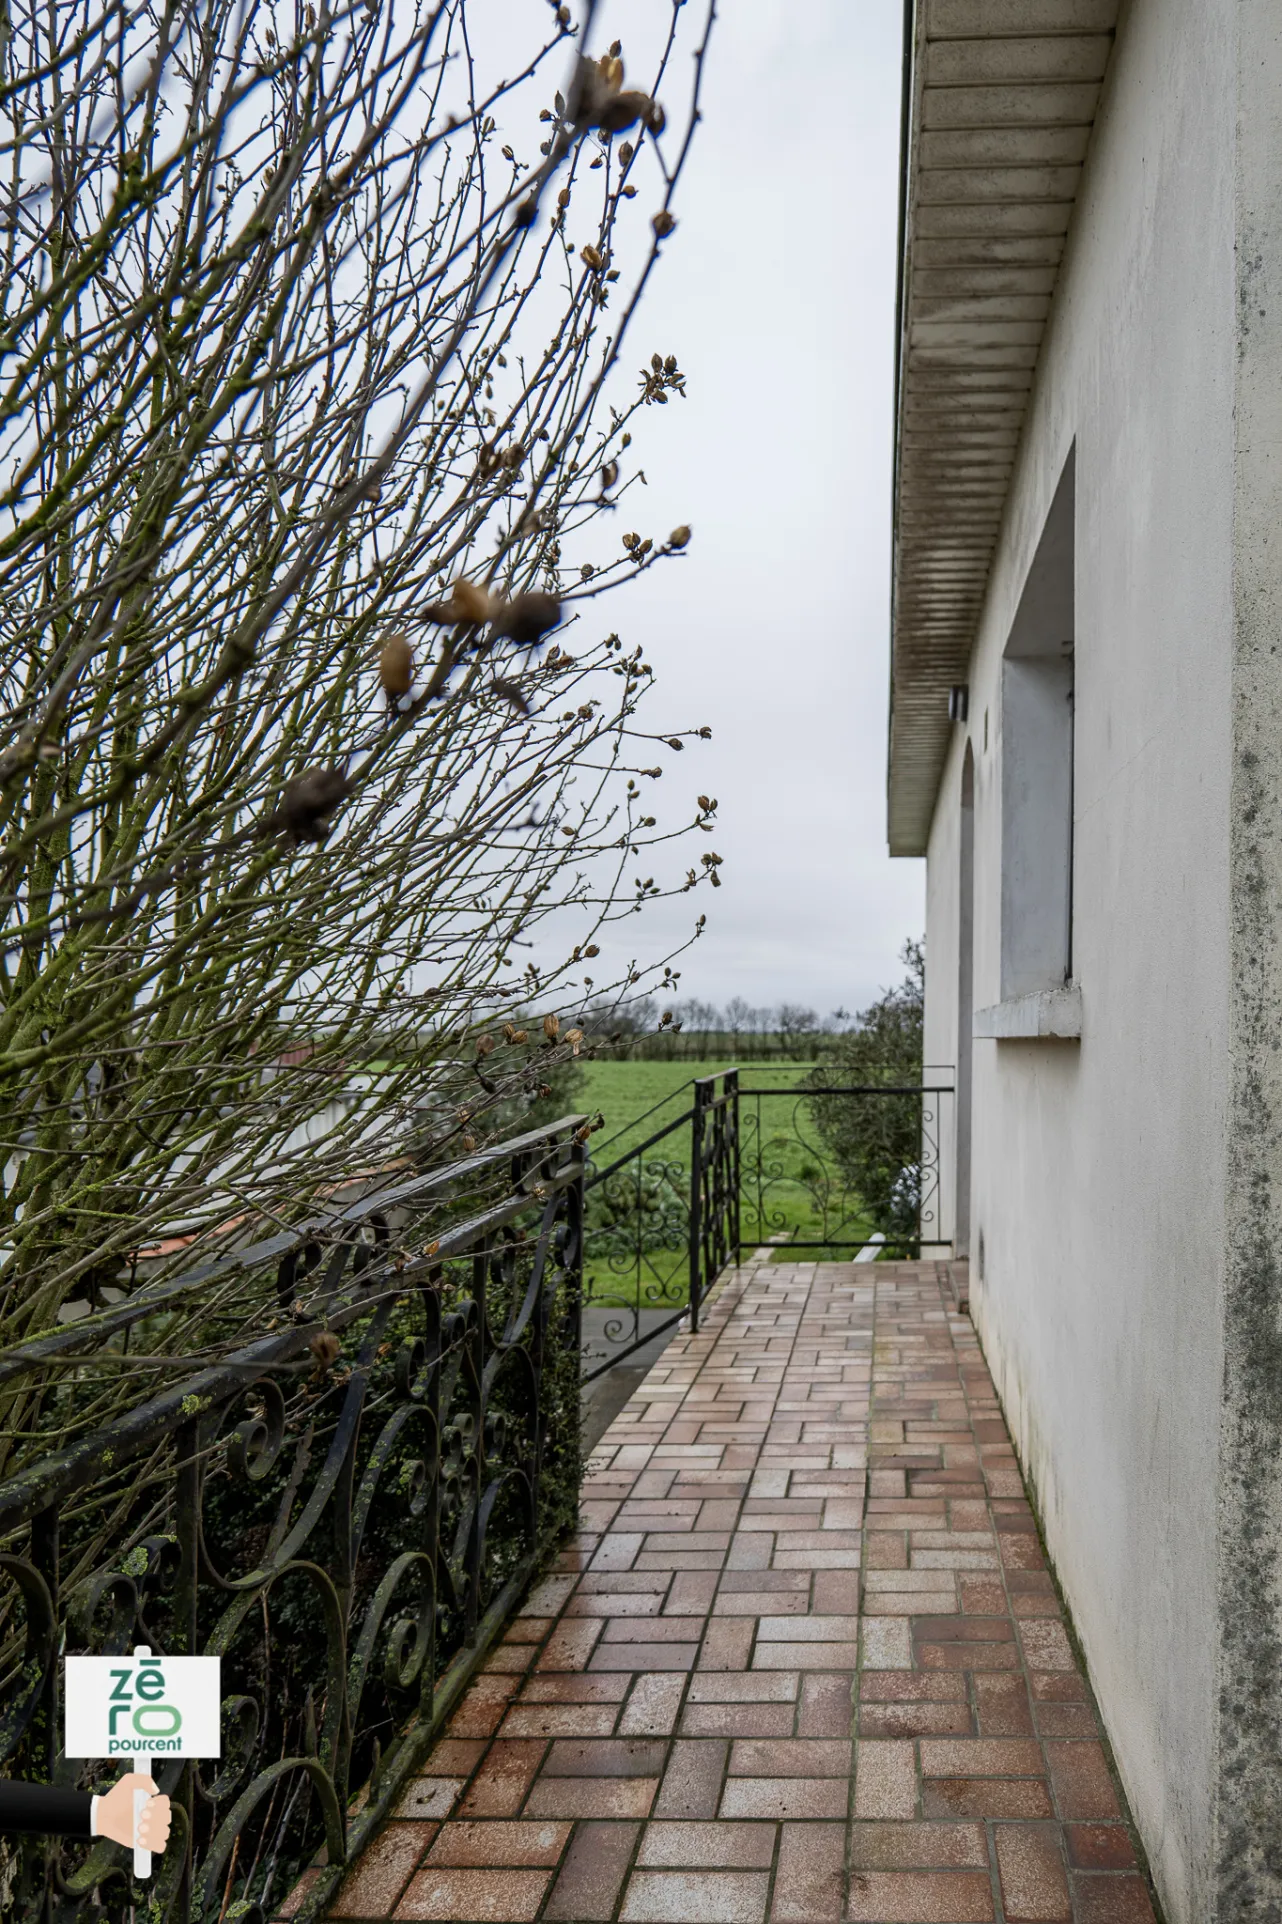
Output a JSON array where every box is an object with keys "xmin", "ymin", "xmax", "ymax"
[{"xmin": 973, "ymin": 986, "xmax": 1082, "ymax": 1040}]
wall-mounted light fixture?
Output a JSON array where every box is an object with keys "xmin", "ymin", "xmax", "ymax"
[{"xmin": 948, "ymin": 685, "xmax": 969, "ymax": 723}]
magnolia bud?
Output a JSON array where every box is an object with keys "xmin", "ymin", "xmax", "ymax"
[
  {"xmin": 451, "ymin": 578, "xmax": 493, "ymax": 623},
  {"xmin": 669, "ymin": 525, "xmax": 691, "ymax": 549},
  {"xmin": 379, "ymin": 634, "xmax": 413, "ymax": 699},
  {"xmin": 596, "ymin": 89, "xmax": 651, "ymax": 134},
  {"xmin": 491, "ymin": 591, "xmax": 563, "ymax": 646}
]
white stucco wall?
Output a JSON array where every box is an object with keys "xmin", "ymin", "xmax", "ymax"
[
  {"xmin": 924, "ymin": 796, "xmax": 960, "ymax": 1250},
  {"xmin": 921, "ymin": 2, "xmax": 1235, "ymax": 1916}
]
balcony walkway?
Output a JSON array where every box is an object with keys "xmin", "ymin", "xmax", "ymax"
[{"xmin": 325, "ymin": 1261, "xmax": 1156, "ymax": 1924}]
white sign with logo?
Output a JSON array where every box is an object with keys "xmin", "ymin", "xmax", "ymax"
[
  {"xmin": 65, "ymin": 1645, "xmax": 220, "ymax": 1880},
  {"xmin": 65, "ymin": 1649, "xmax": 221, "ymax": 1760}
]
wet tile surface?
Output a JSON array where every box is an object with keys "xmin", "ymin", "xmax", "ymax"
[{"xmin": 324, "ymin": 1262, "xmax": 1155, "ymax": 1923}]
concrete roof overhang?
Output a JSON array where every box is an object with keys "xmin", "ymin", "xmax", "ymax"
[{"xmin": 887, "ymin": 0, "xmax": 1120, "ymax": 857}]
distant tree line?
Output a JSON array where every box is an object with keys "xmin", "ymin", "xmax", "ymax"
[{"xmin": 581, "ymin": 995, "xmax": 856, "ymax": 1061}]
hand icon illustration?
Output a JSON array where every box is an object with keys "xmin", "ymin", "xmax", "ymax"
[
  {"xmin": 94, "ymin": 1775, "xmax": 170, "ymax": 1853},
  {"xmin": 0, "ymin": 1772, "xmax": 169, "ymax": 1849}
]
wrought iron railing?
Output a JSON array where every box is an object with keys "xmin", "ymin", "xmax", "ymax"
[
  {"xmin": 0, "ymin": 1118, "xmax": 584, "ymax": 1924},
  {"xmin": 740, "ymin": 1079, "xmax": 950, "ymax": 1258},
  {"xmin": 582, "ymin": 1070, "xmax": 951, "ymax": 1377}
]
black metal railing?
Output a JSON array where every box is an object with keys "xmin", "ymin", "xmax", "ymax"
[
  {"xmin": 0, "ymin": 1118, "xmax": 584, "ymax": 1924},
  {"xmin": 582, "ymin": 1070, "xmax": 952, "ymax": 1378}
]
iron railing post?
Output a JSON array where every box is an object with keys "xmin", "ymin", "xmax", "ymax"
[
  {"xmin": 566, "ymin": 1139, "xmax": 585, "ymax": 1367},
  {"xmin": 726, "ymin": 1068, "xmax": 741, "ymax": 1266},
  {"xmin": 689, "ymin": 1079, "xmax": 710, "ymax": 1332}
]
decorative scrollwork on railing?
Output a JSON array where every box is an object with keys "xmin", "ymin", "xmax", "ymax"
[
  {"xmin": 0, "ymin": 1119, "xmax": 584, "ymax": 1924},
  {"xmin": 580, "ymin": 1072, "xmax": 740, "ymax": 1378},
  {"xmin": 692, "ymin": 1072, "xmax": 739, "ymax": 1308}
]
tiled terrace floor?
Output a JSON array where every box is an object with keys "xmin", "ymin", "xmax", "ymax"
[{"xmin": 328, "ymin": 1261, "xmax": 1156, "ymax": 1923}]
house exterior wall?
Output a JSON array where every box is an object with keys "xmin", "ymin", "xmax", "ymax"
[
  {"xmin": 924, "ymin": 794, "xmax": 960, "ymax": 1251},
  {"xmin": 920, "ymin": 1, "xmax": 1241, "ymax": 1916}
]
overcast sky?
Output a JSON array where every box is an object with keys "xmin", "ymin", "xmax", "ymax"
[
  {"xmin": 478, "ymin": 1, "xmax": 925, "ymax": 1019},
  {"xmin": 563, "ymin": 0, "xmax": 925, "ymax": 1018}
]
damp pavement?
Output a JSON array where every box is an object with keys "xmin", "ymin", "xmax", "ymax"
[{"xmin": 307, "ymin": 1259, "xmax": 1157, "ymax": 1924}]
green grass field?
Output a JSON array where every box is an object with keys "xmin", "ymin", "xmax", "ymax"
[{"xmin": 579, "ymin": 1058, "xmax": 877, "ymax": 1306}]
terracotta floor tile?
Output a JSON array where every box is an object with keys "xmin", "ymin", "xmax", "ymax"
[
  {"xmin": 862, "ymin": 1619, "xmax": 912, "ymax": 1668},
  {"xmin": 798, "ymin": 1674, "xmax": 856, "ymax": 1737},
  {"xmin": 538, "ymin": 1618, "xmax": 604, "ymax": 1671},
  {"xmin": 859, "ymin": 1701, "xmax": 973, "ymax": 1738},
  {"xmin": 995, "ymin": 1824, "xmax": 1071, "ymax": 1919},
  {"xmin": 719, "ymin": 1776, "xmax": 848, "ymax": 1820},
  {"xmin": 542, "ymin": 1738, "xmax": 668, "ymax": 1777},
  {"xmin": 921, "ymin": 1777, "xmax": 1055, "ymax": 1820},
  {"xmin": 919, "ymin": 1738, "xmax": 1045, "ymax": 1778},
  {"xmin": 457, "ymin": 1741, "xmax": 546, "ymax": 1817},
  {"xmin": 567, "ymin": 1592, "xmax": 667, "ymax": 1618},
  {"xmin": 637, "ymin": 1821, "xmax": 777, "ymax": 1869},
  {"xmin": 728, "ymin": 1739, "xmax": 851, "ymax": 1777},
  {"xmin": 1035, "ymin": 1704, "xmax": 1099, "ymax": 1739},
  {"xmin": 1018, "ymin": 1620, "xmax": 1076, "ymax": 1671},
  {"xmin": 688, "ymin": 1673, "xmax": 800, "ymax": 1703},
  {"xmin": 609, "ymin": 1617, "xmax": 711, "ymax": 1645},
  {"xmin": 331, "ymin": 1824, "xmax": 434, "ymax": 1917},
  {"xmin": 590, "ymin": 1641, "xmax": 700, "ymax": 1671},
  {"xmin": 424, "ymin": 1738, "xmax": 488, "ymax": 1775},
  {"xmin": 770, "ymin": 1821, "xmax": 844, "ymax": 1923},
  {"xmin": 755, "ymin": 1641, "xmax": 862, "ymax": 1671},
  {"xmin": 846, "ymin": 1869, "xmax": 994, "ymax": 1922},
  {"xmin": 448, "ymin": 1690, "xmax": 509, "ymax": 1738},
  {"xmin": 1069, "ymin": 1873, "xmax": 1158, "ymax": 1922},
  {"xmin": 392, "ymin": 1866, "xmax": 551, "ymax": 1921},
  {"xmin": 393, "ymin": 1780, "xmax": 463, "ymax": 1822},
  {"xmin": 1064, "ymin": 1824, "xmax": 1137, "ymax": 1870},
  {"xmin": 973, "ymin": 1674, "xmax": 1034, "ymax": 1737},
  {"xmin": 1043, "ymin": 1742, "xmax": 1121, "ymax": 1821},
  {"xmin": 655, "ymin": 1738, "xmax": 729, "ymax": 1818},
  {"xmin": 1030, "ymin": 1671, "xmax": 1088, "ymax": 1703},
  {"xmin": 425, "ymin": 1821, "xmax": 570, "ymax": 1867},
  {"xmin": 520, "ymin": 1672, "xmax": 633, "ymax": 1702},
  {"xmin": 681, "ymin": 1702, "xmax": 797, "ymax": 1739},
  {"xmin": 622, "ymin": 1673, "xmax": 689, "ymax": 1736},
  {"xmin": 620, "ymin": 1869, "xmax": 770, "ymax": 1923},
  {"xmin": 499, "ymin": 1703, "xmax": 617, "ymax": 1738},
  {"xmin": 853, "ymin": 1739, "xmax": 917, "ymax": 1819},
  {"xmin": 860, "ymin": 1671, "xmax": 968, "ymax": 1703},
  {"xmin": 523, "ymin": 1773, "xmax": 660, "ymax": 1819},
  {"xmin": 849, "ymin": 1822, "xmax": 987, "ymax": 1870},
  {"xmin": 544, "ymin": 1821, "xmax": 640, "ymax": 1920}
]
